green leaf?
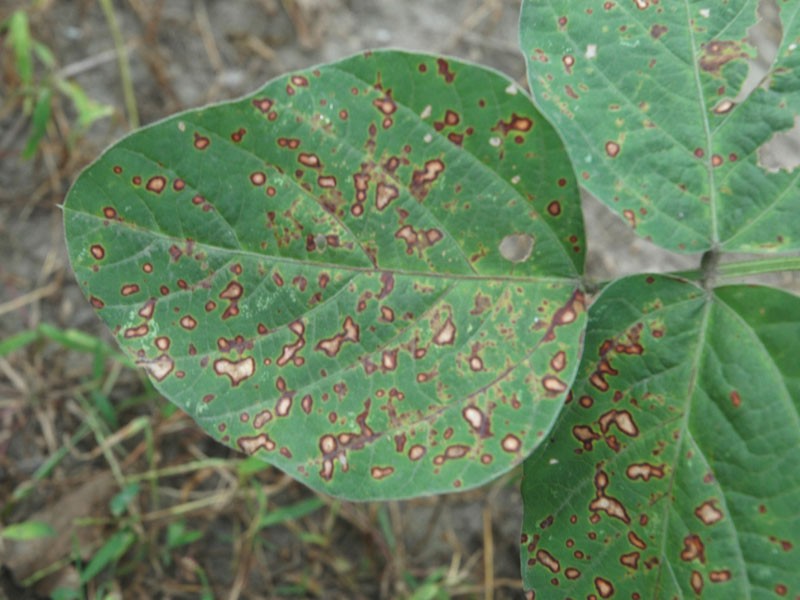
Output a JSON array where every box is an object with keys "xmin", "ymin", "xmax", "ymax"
[
  {"xmin": 57, "ymin": 79, "xmax": 114, "ymax": 130},
  {"xmin": 520, "ymin": 1, "xmax": 800, "ymax": 253},
  {"xmin": 4, "ymin": 11, "xmax": 33, "ymax": 87},
  {"xmin": 64, "ymin": 50, "xmax": 587, "ymax": 500},
  {"xmin": 1, "ymin": 520, "xmax": 56, "ymax": 541},
  {"xmin": 80, "ymin": 530, "xmax": 136, "ymax": 584},
  {"xmin": 22, "ymin": 86, "xmax": 51, "ymax": 159},
  {"xmin": 520, "ymin": 275, "xmax": 800, "ymax": 598}
]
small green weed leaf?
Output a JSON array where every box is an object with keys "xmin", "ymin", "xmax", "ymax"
[
  {"xmin": 64, "ymin": 51, "xmax": 586, "ymax": 500},
  {"xmin": 1, "ymin": 520, "xmax": 56, "ymax": 541},
  {"xmin": 80, "ymin": 529, "xmax": 136, "ymax": 584},
  {"xmin": 520, "ymin": 1, "xmax": 800, "ymax": 253},
  {"xmin": 521, "ymin": 275, "xmax": 800, "ymax": 598}
]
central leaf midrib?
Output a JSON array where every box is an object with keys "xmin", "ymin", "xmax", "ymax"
[{"xmin": 66, "ymin": 206, "xmax": 575, "ymax": 284}]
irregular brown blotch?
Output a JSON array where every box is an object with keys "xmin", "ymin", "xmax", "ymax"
[
  {"xmin": 712, "ymin": 154, "xmax": 724, "ymax": 167},
  {"xmin": 315, "ymin": 316, "xmax": 360, "ymax": 357},
  {"xmin": 220, "ymin": 281, "xmax": 243, "ymax": 300},
  {"xmin": 155, "ymin": 336, "xmax": 170, "ymax": 351},
  {"xmin": 408, "ymin": 445, "xmax": 426, "ymax": 461},
  {"xmin": 230, "ymin": 127, "xmax": 246, "ymax": 142},
  {"xmin": 276, "ymin": 393, "xmax": 292, "ymax": 417},
  {"xmin": 379, "ymin": 306, "xmax": 395, "ymax": 322},
  {"xmin": 730, "ymin": 390, "xmax": 742, "ymax": 407},
  {"xmin": 179, "ymin": 315, "xmax": 197, "ymax": 330},
  {"xmin": 695, "ymin": 500, "xmax": 723, "ymax": 525},
  {"xmin": 462, "ymin": 406, "xmax": 492, "ymax": 438},
  {"xmin": 700, "ymin": 40, "xmax": 747, "ymax": 75},
  {"xmin": 298, "ymin": 153, "xmax": 321, "ymax": 168},
  {"xmin": 594, "ymin": 577, "xmax": 614, "ymax": 598},
  {"xmin": 590, "ymin": 494, "xmax": 630, "ymax": 523},
  {"xmin": 146, "ymin": 176, "xmax": 167, "ymax": 193},
  {"xmin": 213, "ymin": 356, "xmax": 255, "ymax": 386},
  {"xmin": 193, "ymin": 133, "xmax": 210, "ymax": 150},
  {"xmin": 238, "ymin": 433, "xmax": 276, "ymax": 454},
  {"xmin": 291, "ymin": 75, "xmax": 309, "ymax": 87},
  {"xmin": 411, "ymin": 159, "xmax": 445, "ymax": 191},
  {"xmin": 681, "ymin": 534, "xmax": 706, "ymax": 563},
  {"xmin": 121, "ymin": 284, "xmax": 140, "ymax": 296},
  {"xmin": 599, "ymin": 409, "xmax": 639, "ymax": 437},
  {"xmin": 501, "ymin": 434, "xmax": 522, "ymax": 453},
  {"xmin": 550, "ymin": 351, "xmax": 567, "ymax": 372},
  {"xmin": 252, "ymin": 98, "xmax": 274, "ymax": 113},
  {"xmin": 565, "ymin": 567, "xmax": 581, "ymax": 580},
  {"xmin": 690, "ymin": 571, "xmax": 704, "ymax": 594},
  {"xmin": 562, "ymin": 54, "xmax": 575, "ymax": 74},
  {"xmin": 605, "ymin": 141, "xmax": 620, "ymax": 157},
  {"xmin": 620, "ymin": 551, "xmax": 640, "ymax": 569},
  {"xmin": 250, "ymin": 172, "xmax": 266, "ymax": 185},
  {"xmin": 651, "ymin": 24, "xmax": 668, "ymax": 39},
  {"xmin": 370, "ymin": 465, "xmax": 395, "ymax": 480},
  {"xmin": 433, "ymin": 317, "xmax": 456, "ymax": 345},
  {"xmin": 536, "ymin": 549, "xmax": 560, "ymax": 573},
  {"xmin": 436, "ymin": 58, "xmax": 455, "ymax": 82},
  {"xmin": 542, "ymin": 375, "xmax": 567, "ymax": 394},
  {"xmin": 278, "ymin": 320, "xmax": 306, "ymax": 367},
  {"xmin": 253, "ymin": 409, "xmax": 273, "ymax": 428},
  {"xmin": 626, "ymin": 462, "xmax": 665, "ymax": 481},
  {"xmin": 381, "ymin": 349, "xmax": 398, "ymax": 372},
  {"xmin": 492, "ymin": 113, "xmax": 534, "ymax": 136},
  {"xmin": 136, "ymin": 353, "xmax": 174, "ymax": 381},
  {"xmin": 90, "ymin": 244, "xmax": 105, "ymax": 260},
  {"xmin": 628, "ymin": 531, "xmax": 647, "ymax": 549},
  {"xmin": 372, "ymin": 93, "xmax": 397, "ymax": 115},
  {"xmin": 572, "ymin": 425, "xmax": 600, "ymax": 451},
  {"xmin": 103, "ymin": 206, "xmax": 118, "ymax": 219},
  {"xmin": 633, "ymin": 0, "xmax": 649, "ymax": 8},
  {"xmin": 318, "ymin": 175, "xmax": 336, "ymax": 188},
  {"xmin": 124, "ymin": 324, "xmax": 149, "ymax": 338},
  {"xmin": 90, "ymin": 296, "xmax": 105, "ymax": 309},
  {"xmin": 709, "ymin": 570, "xmax": 731, "ymax": 583},
  {"xmin": 375, "ymin": 182, "xmax": 399, "ymax": 210}
]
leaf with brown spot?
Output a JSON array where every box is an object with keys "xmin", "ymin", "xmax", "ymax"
[
  {"xmin": 521, "ymin": 275, "xmax": 800, "ymax": 597},
  {"xmin": 520, "ymin": 1, "xmax": 800, "ymax": 253},
  {"xmin": 64, "ymin": 50, "xmax": 586, "ymax": 500}
]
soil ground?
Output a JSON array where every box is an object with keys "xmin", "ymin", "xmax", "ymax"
[{"xmin": 1, "ymin": 1, "xmax": 798, "ymax": 599}]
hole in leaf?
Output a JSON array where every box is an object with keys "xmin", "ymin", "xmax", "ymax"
[
  {"xmin": 757, "ymin": 117, "xmax": 800, "ymax": 173},
  {"xmin": 732, "ymin": 0, "xmax": 782, "ymax": 105},
  {"xmin": 499, "ymin": 233, "xmax": 534, "ymax": 263}
]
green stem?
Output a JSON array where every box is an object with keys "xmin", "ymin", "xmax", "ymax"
[
  {"xmin": 98, "ymin": 0, "xmax": 139, "ymax": 129},
  {"xmin": 673, "ymin": 255, "xmax": 800, "ymax": 281}
]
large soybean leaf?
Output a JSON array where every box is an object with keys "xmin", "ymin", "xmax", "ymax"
[
  {"xmin": 64, "ymin": 51, "xmax": 587, "ymax": 500},
  {"xmin": 521, "ymin": 275, "xmax": 800, "ymax": 598},
  {"xmin": 520, "ymin": 0, "xmax": 800, "ymax": 253}
]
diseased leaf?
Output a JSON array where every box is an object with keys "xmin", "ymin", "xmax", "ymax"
[
  {"xmin": 520, "ymin": 1, "xmax": 800, "ymax": 253},
  {"xmin": 64, "ymin": 51, "xmax": 587, "ymax": 500},
  {"xmin": 521, "ymin": 275, "xmax": 800, "ymax": 598}
]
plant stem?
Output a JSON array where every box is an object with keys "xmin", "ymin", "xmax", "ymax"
[
  {"xmin": 673, "ymin": 255, "xmax": 800, "ymax": 281},
  {"xmin": 99, "ymin": 0, "xmax": 139, "ymax": 129}
]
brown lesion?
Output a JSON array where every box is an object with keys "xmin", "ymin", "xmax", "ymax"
[
  {"xmin": 278, "ymin": 320, "xmax": 306, "ymax": 367},
  {"xmin": 680, "ymin": 534, "xmax": 706, "ymax": 563},
  {"xmin": 395, "ymin": 224, "xmax": 444, "ymax": 255},
  {"xmin": 315, "ymin": 316, "xmax": 360, "ymax": 357},
  {"xmin": 589, "ymin": 469, "xmax": 631, "ymax": 524},
  {"xmin": 699, "ymin": 40, "xmax": 748, "ymax": 75},
  {"xmin": 213, "ymin": 356, "xmax": 256, "ymax": 386}
]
